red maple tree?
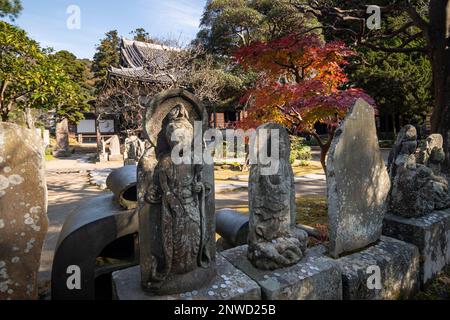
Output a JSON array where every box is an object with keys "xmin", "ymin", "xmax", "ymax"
[{"xmin": 234, "ymin": 33, "xmax": 375, "ymax": 170}]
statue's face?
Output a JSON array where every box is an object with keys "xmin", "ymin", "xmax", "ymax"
[
  {"xmin": 168, "ymin": 125, "xmax": 194, "ymax": 149},
  {"xmin": 165, "ymin": 103, "xmax": 194, "ymax": 151}
]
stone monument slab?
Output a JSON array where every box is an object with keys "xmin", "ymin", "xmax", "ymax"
[
  {"xmin": 327, "ymin": 99, "xmax": 391, "ymax": 258},
  {"xmin": 0, "ymin": 123, "xmax": 48, "ymax": 300},
  {"xmin": 54, "ymin": 118, "xmax": 71, "ymax": 157}
]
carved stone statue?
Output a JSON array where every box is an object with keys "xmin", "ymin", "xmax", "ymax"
[
  {"xmin": 137, "ymin": 89, "xmax": 216, "ymax": 295},
  {"xmin": 248, "ymin": 123, "xmax": 307, "ymax": 270},
  {"xmin": 388, "ymin": 125, "xmax": 450, "ymax": 217},
  {"xmin": 124, "ymin": 133, "xmax": 145, "ymax": 165}
]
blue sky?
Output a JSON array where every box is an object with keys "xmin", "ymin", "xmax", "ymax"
[{"xmin": 13, "ymin": 0, "xmax": 206, "ymax": 59}]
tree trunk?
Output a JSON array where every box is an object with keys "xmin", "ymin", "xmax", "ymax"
[
  {"xmin": 429, "ymin": 0, "xmax": 450, "ymax": 171},
  {"xmin": 312, "ymin": 128, "xmax": 336, "ymax": 173},
  {"xmin": 1, "ymin": 112, "xmax": 8, "ymax": 122}
]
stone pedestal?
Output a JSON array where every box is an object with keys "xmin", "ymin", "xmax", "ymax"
[
  {"xmin": 221, "ymin": 245, "xmax": 342, "ymax": 300},
  {"xmin": 112, "ymin": 255, "xmax": 261, "ymax": 300},
  {"xmin": 383, "ymin": 209, "xmax": 450, "ymax": 287},
  {"xmin": 336, "ymin": 236, "xmax": 420, "ymax": 300},
  {"xmin": 108, "ymin": 154, "xmax": 123, "ymax": 162},
  {"xmin": 97, "ymin": 153, "xmax": 108, "ymax": 163}
]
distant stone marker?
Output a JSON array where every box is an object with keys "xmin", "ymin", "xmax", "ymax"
[
  {"xmin": 327, "ymin": 99, "xmax": 391, "ymax": 258},
  {"xmin": 54, "ymin": 118, "xmax": 70, "ymax": 157},
  {"xmin": 0, "ymin": 123, "xmax": 48, "ymax": 300},
  {"xmin": 106, "ymin": 135, "xmax": 122, "ymax": 161}
]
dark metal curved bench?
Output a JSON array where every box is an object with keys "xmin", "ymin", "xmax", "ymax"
[{"xmin": 51, "ymin": 194, "xmax": 138, "ymax": 300}]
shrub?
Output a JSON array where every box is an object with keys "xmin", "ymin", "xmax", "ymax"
[{"xmin": 290, "ymin": 136, "xmax": 312, "ymax": 164}]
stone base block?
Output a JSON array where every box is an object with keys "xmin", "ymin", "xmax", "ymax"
[
  {"xmin": 221, "ymin": 245, "xmax": 342, "ymax": 300},
  {"xmin": 383, "ymin": 209, "xmax": 450, "ymax": 287},
  {"xmin": 336, "ymin": 236, "xmax": 420, "ymax": 300},
  {"xmin": 97, "ymin": 153, "xmax": 108, "ymax": 163},
  {"xmin": 108, "ymin": 154, "xmax": 123, "ymax": 162},
  {"xmin": 112, "ymin": 255, "xmax": 261, "ymax": 300},
  {"xmin": 124, "ymin": 159, "xmax": 137, "ymax": 166}
]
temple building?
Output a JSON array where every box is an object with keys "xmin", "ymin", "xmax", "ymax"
[{"xmin": 82, "ymin": 37, "xmax": 240, "ymax": 144}]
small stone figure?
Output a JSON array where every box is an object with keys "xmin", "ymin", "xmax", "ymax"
[
  {"xmin": 248, "ymin": 123, "xmax": 307, "ymax": 270},
  {"xmin": 388, "ymin": 125, "xmax": 450, "ymax": 217},
  {"xmin": 124, "ymin": 132, "xmax": 145, "ymax": 165}
]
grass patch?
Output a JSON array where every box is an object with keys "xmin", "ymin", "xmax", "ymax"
[
  {"xmin": 214, "ymin": 169, "xmax": 246, "ymax": 182},
  {"xmin": 45, "ymin": 154, "xmax": 56, "ymax": 161},
  {"xmin": 414, "ymin": 266, "xmax": 450, "ymax": 300},
  {"xmin": 214, "ymin": 161, "xmax": 324, "ymax": 182},
  {"xmin": 296, "ymin": 195, "xmax": 328, "ymax": 227},
  {"xmin": 292, "ymin": 161, "xmax": 324, "ymax": 176}
]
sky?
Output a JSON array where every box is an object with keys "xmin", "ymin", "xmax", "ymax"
[{"xmin": 13, "ymin": 0, "xmax": 206, "ymax": 59}]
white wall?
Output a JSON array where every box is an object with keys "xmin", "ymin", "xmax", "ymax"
[{"xmin": 77, "ymin": 120, "xmax": 115, "ymax": 133}]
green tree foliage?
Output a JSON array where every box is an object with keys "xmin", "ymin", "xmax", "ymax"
[
  {"xmin": 197, "ymin": 0, "xmax": 317, "ymax": 54},
  {"xmin": 317, "ymin": 5, "xmax": 434, "ymax": 130},
  {"xmin": 0, "ymin": 0, "xmax": 22, "ymax": 20},
  {"xmin": 350, "ymin": 49, "xmax": 432, "ymax": 126},
  {"xmin": 0, "ymin": 21, "xmax": 87, "ymax": 123},
  {"xmin": 53, "ymin": 50, "xmax": 95, "ymax": 98},
  {"xmin": 91, "ymin": 30, "xmax": 120, "ymax": 90},
  {"xmin": 129, "ymin": 27, "xmax": 162, "ymax": 44}
]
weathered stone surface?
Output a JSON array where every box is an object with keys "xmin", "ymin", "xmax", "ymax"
[
  {"xmin": 417, "ymin": 134, "xmax": 444, "ymax": 170},
  {"xmin": 327, "ymin": 99, "xmax": 391, "ymax": 258},
  {"xmin": 106, "ymin": 135, "xmax": 122, "ymax": 161},
  {"xmin": 383, "ymin": 209, "xmax": 450, "ymax": 287},
  {"xmin": 388, "ymin": 126, "xmax": 450, "ymax": 217},
  {"xmin": 54, "ymin": 119, "xmax": 70, "ymax": 157},
  {"xmin": 248, "ymin": 123, "xmax": 307, "ymax": 270},
  {"xmin": 124, "ymin": 135, "xmax": 145, "ymax": 166},
  {"xmin": 336, "ymin": 236, "xmax": 420, "ymax": 300},
  {"xmin": 222, "ymin": 245, "xmax": 342, "ymax": 300},
  {"xmin": 0, "ymin": 123, "xmax": 48, "ymax": 300},
  {"xmin": 137, "ymin": 89, "xmax": 216, "ymax": 295},
  {"xmin": 42, "ymin": 130, "xmax": 50, "ymax": 149},
  {"xmin": 112, "ymin": 255, "xmax": 261, "ymax": 300}
]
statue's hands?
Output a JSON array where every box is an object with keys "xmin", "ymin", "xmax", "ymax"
[
  {"xmin": 166, "ymin": 192, "xmax": 183, "ymax": 216},
  {"xmin": 194, "ymin": 182, "xmax": 203, "ymax": 193}
]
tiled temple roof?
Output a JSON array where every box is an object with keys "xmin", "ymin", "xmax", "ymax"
[{"xmin": 108, "ymin": 37, "xmax": 180, "ymax": 83}]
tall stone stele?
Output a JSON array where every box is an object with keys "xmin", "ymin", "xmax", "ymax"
[
  {"xmin": 53, "ymin": 118, "xmax": 70, "ymax": 157},
  {"xmin": 0, "ymin": 123, "xmax": 48, "ymax": 300},
  {"xmin": 137, "ymin": 89, "xmax": 216, "ymax": 295},
  {"xmin": 327, "ymin": 99, "xmax": 391, "ymax": 258},
  {"xmin": 248, "ymin": 123, "xmax": 308, "ymax": 270}
]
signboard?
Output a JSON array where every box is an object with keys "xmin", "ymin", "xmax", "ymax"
[{"xmin": 77, "ymin": 120, "xmax": 115, "ymax": 134}]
